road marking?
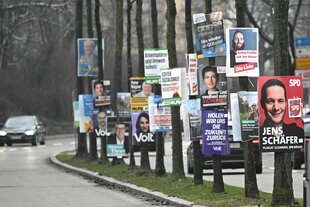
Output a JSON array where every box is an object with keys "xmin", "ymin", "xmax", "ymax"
[
  {"xmin": 53, "ymin": 143, "xmax": 63, "ymax": 146},
  {"xmin": 9, "ymin": 148, "xmax": 17, "ymax": 151},
  {"xmin": 22, "ymin": 147, "xmax": 31, "ymax": 150},
  {"xmin": 38, "ymin": 145, "xmax": 46, "ymax": 148},
  {"xmin": 0, "ymin": 149, "xmax": 5, "ymax": 153},
  {"xmin": 70, "ymin": 142, "xmax": 75, "ymax": 145}
]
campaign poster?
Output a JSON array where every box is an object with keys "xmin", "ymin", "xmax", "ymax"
[
  {"xmin": 187, "ymin": 99, "xmax": 202, "ymax": 140},
  {"xmin": 226, "ymin": 28, "xmax": 259, "ymax": 77},
  {"xmin": 230, "ymin": 93, "xmax": 242, "ymax": 141},
  {"xmin": 106, "ymin": 120, "xmax": 129, "ymax": 157},
  {"xmin": 192, "ymin": 11, "xmax": 226, "ymax": 58},
  {"xmin": 185, "ymin": 53, "xmax": 199, "ymax": 96},
  {"xmin": 148, "ymin": 95, "xmax": 172, "ymax": 132},
  {"xmin": 161, "ymin": 68, "xmax": 187, "ymax": 106},
  {"xmin": 237, "ymin": 91, "xmax": 258, "ymax": 141},
  {"xmin": 258, "ymin": 76, "xmax": 304, "ymax": 152},
  {"xmin": 72, "ymin": 101, "xmax": 79, "ymax": 128},
  {"xmin": 116, "ymin": 92, "xmax": 131, "ymax": 118},
  {"xmin": 131, "ymin": 111, "xmax": 155, "ymax": 150},
  {"xmin": 92, "ymin": 80, "xmax": 111, "ymax": 107},
  {"xmin": 201, "ymin": 109, "xmax": 230, "ymax": 155},
  {"xmin": 78, "ymin": 95, "xmax": 94, "ymax": 133},
  {"xmin": 77, "ymin": 38, "xmax": 104, "ymax": 77},
  {"xmin": 93, "ymin": 109, "xmax": 108, "ymax": 137},
  {"xmin": 144, "ymin": 48, "xmax": 169, "ymax": 84},
  {"xmin": 130, "ymin": 77, "xmax": 152, "ymax": 111},
  {"xmin": 199, "ymin": 65, "xmax": 227, "ymax": 109}
]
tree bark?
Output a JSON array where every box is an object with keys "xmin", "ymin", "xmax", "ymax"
[
  {"xmin": 140, "ymin": 142, "xmax": 151, "ymax": 173},
  {"xmin": 235, "ymin": 0, "xmax": 259, "ymax": 199},
  {"xmin": 272, "ymin": 0, "xmax": 294, "ymax": 205},
  {"xmin": 151, "ymin": 0, "xmax": 159, "ymax": 48},
  {"xmin": 126, "ymin": 0, "xmax": 133, "ymax": 90},
  {"xmin": 99, "ymin": 135, "xmax": 109, "ymax": 165},
  {"xmin": 185, "ymin": 0, "xmax": 194, "ymax": 54},
  {"xmin": 193, "ymin": 140, "xmax": 203, "ymax": 185},
  {"xmin": 166, "ymin": 0, "xmax": 184, "ymax": 180},
  {"xmin": 212, "ymin": 154, "xmax": 224, "ymax": 193},
  {"xmin": 136, "ymin": 0, "xmax": 144, "ymax": 76},
  {"xmin": 75, "ymin": 0, "xmax": 88, "ymax": 159}
]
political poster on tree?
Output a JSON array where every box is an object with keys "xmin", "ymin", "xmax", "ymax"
[
  {"xmin": 226, "ymin": 28, "xmax": 259, "ymax": 77},
  {"xmin": 201, "ymin": 109, "xmax": 230, "ymax": 155},
  {"xmin": 193, "ymin": 11, "xmax": 226, "ymax": 58},
  {"xmin": 144, "ymin": 48, "xmax": 169, "ymax": 84},
  {"xmin": 258, "ymin": 76, "xmax": 304, "ymax": 152},
  {"xmin": 185, "ymin": 53, "xmax": 199, "ymax": 96}
]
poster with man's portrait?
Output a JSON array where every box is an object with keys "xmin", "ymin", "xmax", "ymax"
[
  {"xmin": 77, "ymin": 38, "xmax": 104, "ymax": 77},
  {"xmin": 226, "ymin": 28, "xmax": 259, "ymax": 77},
  {"xmin": 258, "ymin": 76, "xmax": 304, "ymax": 152},
  {"xmin": 199, "ymin": 65, "xmax": 227, "ymax": 109}
]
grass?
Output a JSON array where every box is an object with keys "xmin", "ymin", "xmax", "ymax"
[{"xmin": 56, "ymin": 153, "xmax": 303, "ymax": 207}]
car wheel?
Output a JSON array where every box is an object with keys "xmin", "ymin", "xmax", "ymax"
[
  {"xmin": 255, "ymin": 164, "xmax": 263, "ymax": 174},
  {"xmin": 40, "ymin": 138, "xmax": 45, "ymax": 145},
  {"xmin": 0, "ymin": 143, "xmax": 4, "ymax": 147},
  {"xmin": 187, "ymin": 160, "xmax": 194, "ymax": 174},
  {"xmin": 32, "ymin": 136, "xmax": 37, "ymax": 146},
  {"xmin": 7, "ymin": 141, "xmax": 12, "ymax": 146}
]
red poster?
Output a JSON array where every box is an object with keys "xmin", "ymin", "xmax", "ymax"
[{"xmin": 258, "ymin": 76, "xmax": 304, "ymax": 152}]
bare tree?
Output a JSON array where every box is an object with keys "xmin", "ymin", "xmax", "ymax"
[
  {"xmin": 272, "ymin": 0, "xmax": 294, "ymax": 205},
  {"xmin": 166, "ymin": 0, "xmax": 185, "ymax": 180}
]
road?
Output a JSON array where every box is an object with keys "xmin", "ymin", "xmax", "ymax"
[
  {"xmin": 0, "ymin": 135, "xmax": 164, "ymax": 207},
  {"xmin": 0, "ymin": 134, "xmax": 303, "ymax": 207}
]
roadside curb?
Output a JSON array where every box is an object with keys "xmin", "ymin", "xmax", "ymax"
[{"xmin": 50, "ymin": 153, "xmax": 206, "ymax": 207}]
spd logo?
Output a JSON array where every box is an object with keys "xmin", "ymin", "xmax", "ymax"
[{"xmin": 288, "ymin": 98, "xmax": 302, "ymax": 118}]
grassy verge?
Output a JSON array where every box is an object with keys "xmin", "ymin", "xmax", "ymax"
[{"xmin": 56, "ymin": 153, "xmax": 302, "ymax": 207}]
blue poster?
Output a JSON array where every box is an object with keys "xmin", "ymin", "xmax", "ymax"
[
  {"xmin": 202, "ymin": 109, "xmax": 230, "ymax": 155},
  {"xmin": 83, "ymin": 95, "xmax": 94, "ymax": 116}
]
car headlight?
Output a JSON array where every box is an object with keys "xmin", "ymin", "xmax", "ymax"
[
  {"xmin": 25, "ymin": 130, "xmax": 35, "ymax": 136},
  {"xmin": 0, "ymin": 130, "xmax": 7, "ymax": 136}
]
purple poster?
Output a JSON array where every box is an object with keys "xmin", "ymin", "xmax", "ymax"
[{"xmin": 202, "ymin": 109, "xmax": 230, "ymax": 155}]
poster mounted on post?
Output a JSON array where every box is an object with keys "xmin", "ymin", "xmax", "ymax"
[
  {"xmin": 79, "ymin": 94, "xmax": 94, "ymax": 133},
  {"xmin": 161, "ymin": 68, "xmax": 187, "ymax": 106},
  {"xmin": 201, "ymin": 109, "xmax": 230, "ymax": 155},
  {"xmin": 77, "ymin": 38, "xmax": 104, "ymax": 77},
  {"xmin": 144, "ymin": 48, "xmax": 169, "ymax": 84},
  {"xmin": 185, "ymin": 53, "xmax": 199, "ymax": 96},
  {"xmin": 130, "ymin": 77, "xmax": 152, "ymax": 111},
  {"xmin": 186, "ymin": 99, "xmax": 202, "ymax": 140},
  {"xmin": 258, "ymin": 76, "xmax": 304, "ymax": 152},
  {"xmin": 193, "ymin": 11, "xmax": 226, "ymax": 58},
  {"xmin": 116, "ymin": 92, "xmax": 131, "ymax": 118},
  {"xmin": 237, "ymin": 91, "xmax": 258, "ymax": 141},
  {"xmin": 106, "ymin": 119, "xmax": 129, "ymax": 157},
  {"xmin": 226, "ymin": 28, "xmax": 259, "ymax": 77},
  {"xmin": 92, "ymin": 80, "xmax": 111, "ymax": 107},
  {"xmin": 93, "ymin": 108, "xmax": 108, "ymax": 137},
  {"xmin": 199, "ymin": 65, "xmax": 227, "ymax": 109}
]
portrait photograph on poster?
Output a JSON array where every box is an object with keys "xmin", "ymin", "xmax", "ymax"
[
  {"xmin": 106, "ymin": 120, "xmax": 129, "ymax": 157},
  {"xmin": 77, "ymin": 38, "xmax": 104, "ymax": 77},
  {"xmin": 226, "ymin": 28, "xmax": 259, "ymax": 77},
  {"xmin": 92, "ymin": 80, "xmax": 111, "ymax": 107},
  {"xmin": 193, "ymin": 11, "xmax": 226, "ymax": 58},
  {"xmin": 93, "ymin": 109, "xmax": 108, "ymax": 137},
  {"xmin": 258, "ymin": 76, "xmax": 304, "ymax": 152},
  {"xmin": 199, "ymin": 65, "xmax": 227, "ymax": 109}
]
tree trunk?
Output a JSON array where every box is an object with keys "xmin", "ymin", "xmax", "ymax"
[
  {"xmin": 136, "ymin": 0, "xmax": 144, "ymax": 76},
  {"xmin": 87, "ymin": 0, "xmax": 98, "ymax": 162},
  {"xmin": 193, "ymin": 140, "xmax": 203, "ymax": 185},
  {"xmin": 166, "ymin": 0, "xmax": 184, "ymax": 180},
  {"xmin": 129, "ymin": 125, "xmax": 136, "ymax": 168},
  {"xmin": 205, "ymin": 0, "xmax": 223, "ymax": 192},
  {"xmin": 212, "ymin": 154, "xmax": 224, "ymax": 193},
  {"xmin": 151, "ymin": 0, "xmax": 159, "ymax": 48},
  {"xmin": 235, "ymin": 0, "xmax": 259, "ymax": 199},
  {"xmin": 272, "ymin": 0, "xmax": 294, "ymax": 205},
  {"xmin": 127, "ymin": 0, "xmax": 133, "ymax": 90},
  {"xmin": 140, "ymin": 142, "xmax": 151, "ymax": 173},
  {"xmin": 99, "ymin": 136, "xmax": 109, "ymax": 165},
  {"xmin": 114, "ymin": 0, "xmax": 123, "ymax": 106},
  {"xmin": 185, "ymin": 0, "xmax": 194, "ymax": 54},
  {"xmin": 75, "ymin": 0, "xmax": 88, "ymax": 159}
]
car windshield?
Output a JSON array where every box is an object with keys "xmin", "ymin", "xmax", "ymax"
[{"xmin": 5, "ymin": 117, "xmax": 35, "ymax": 128}]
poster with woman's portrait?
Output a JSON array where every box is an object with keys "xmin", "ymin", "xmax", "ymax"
[
  {"xmin": 92, "ymin": 80, "xmax": 111, "ymax": 107},
  {"xmin": 199, "ymin": 65, "xmax": 227, "ymax": 109}
]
